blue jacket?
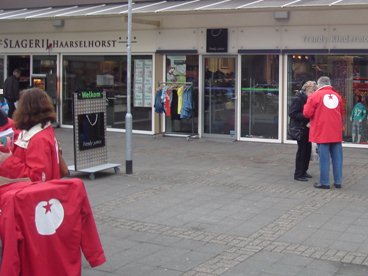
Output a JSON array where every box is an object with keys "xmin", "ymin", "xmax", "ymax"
[
  {"xmin": 154, "ymin": 89, "xmax": 165, "ymax": 114},
  {"xmin": 180, "ymin": 87, "xmax": 193, "ymax": 119}
]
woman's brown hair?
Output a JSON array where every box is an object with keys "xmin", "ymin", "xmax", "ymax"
[{"xmin": 13, "ymin": 88, "xmax": 56, "ymax": 131}]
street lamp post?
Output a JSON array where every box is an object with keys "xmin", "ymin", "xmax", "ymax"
[{"xmin": 125, "ymin": 0, "xmax": 133, "ymax": 174}]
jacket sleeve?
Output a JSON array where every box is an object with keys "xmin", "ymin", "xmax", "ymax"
[
  {"xmin": 3, "ymin": 77, "xmax": 19, "ymax": 102},
  {"xmin": 25, "ymin": 137, "xmax": 54, "ymax": 181},
  {"xmin": 13, "ymin": 79, "xmax": 19, "ymax": 102},
  {"xmin": 0, "ymin": 193, "xmax": 23, "ymax": 276},
  {"xmin": 0, "ymin": 137, "xmax": 53, "ymax": 181},
  {"xmin": 79, "ymin": 181, "xmax": 106, "ymax": 267},
  {"xmin": 350, "ymin": 105, "xmax": 354, "ymax": 121},
  {"xmin": 289, "ymin": 96, "xmax": 308, "ymax": 123},
  {"xmin": 303, "ymin": 95, "xmax": 316, "ymax": 119},
  {"xmin": 0, "ymin": 154, "xmax": 28, "ymax": 179}
]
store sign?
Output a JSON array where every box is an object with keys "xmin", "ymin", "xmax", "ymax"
[
  {"xmin": 0, "ymin": 38, "xmax": 123, "ymax": 49},
  {"xmin": 304, "ymin": 35, "xmax": 368, "ymax": 44},
  {"xmin": 206, "ymin": 28, "xmax": 228, "ymax": 53},
  {"xmin": 76, "ymin": 90, "xmax": 103, "ymax": 100}
]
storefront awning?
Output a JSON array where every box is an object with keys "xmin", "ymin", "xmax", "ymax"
[{"xmin": 0, "ymin": 0, "xmax": 367, "ymax": 21}]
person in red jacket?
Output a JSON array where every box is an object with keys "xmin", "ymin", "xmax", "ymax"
[
  {"xmin": 303, "ymin": 76, "xmax": 344, "ymax": 189},
  {"xmin": 0, "ymin": 88, "xmax": 61, "ymax": 181}
]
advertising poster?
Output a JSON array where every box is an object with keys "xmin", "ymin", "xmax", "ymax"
[
  {"xmin": 133, "ymin": 60, "xmax": 144, "ymax": 107},
  {"xmin": 144, "ymin": 60, "xmax": 152, "ymax": 107},
  {"xmin": 167, "ymin": 56, "xmax": 186, "ymax": 83},
  {"xmin": 134, "ymin": 59, "xmax": 152, "ymax": 107},
  {"xmin": 78, "ymin": 112, "xmax": 105, "ymax": 151}
]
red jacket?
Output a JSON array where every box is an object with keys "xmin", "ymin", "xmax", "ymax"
[
  {"xmin": 303, "ymin": 85, "xmax": 344, "ymax": 143},
  {"xmin": 0, "ymin": 125, "xmax": 60, "ymax": 181},
  {"xmin": 0, "ymin": 181, "xmax": 33, "ymax": 276},
  {"xmin": 0, "ymin": 178, "xmax": 106, "ymax": 276}
]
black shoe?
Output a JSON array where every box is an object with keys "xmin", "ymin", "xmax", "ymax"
[
  {"xmin": 334, "ymin": 184, "xmax": 342, "ymax": 189},
  {"xmin": 303, "ymin": 173, "xmax": 312, "ymax": 178},
  {"xmin": 294, "ymin": 177, "xmax": 308, "ymax": 182},
  {"xmin": 313, "ymin": 183, "xmax": 330, "ymax": 189}
]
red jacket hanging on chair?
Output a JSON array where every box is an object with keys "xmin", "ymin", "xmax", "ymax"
[{"xmin": 0, "ymin": 178, "xmax": 106, "ymax": 276}]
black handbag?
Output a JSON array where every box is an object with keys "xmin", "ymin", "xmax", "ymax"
[{"xmin": 288, "ymin": 126, "xmax": 304, "ymax": 141}]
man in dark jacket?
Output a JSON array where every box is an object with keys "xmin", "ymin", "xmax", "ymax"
[
  {"xmin": 289, "ymin": 81, "xmax": 317, "ymax": 181},
  {"xmin": 3, "ymin": 69, "xmax": 21, "ymax": 118}
]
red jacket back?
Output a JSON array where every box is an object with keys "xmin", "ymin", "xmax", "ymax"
[
  {"xmin": 0, "ymin": 179, "xmax": 106, "ymax": 276},
  {"xmin": 303, "ymin": 86, "xmax": 344, "ymax": 143}
]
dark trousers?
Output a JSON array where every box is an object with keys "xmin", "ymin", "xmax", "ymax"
[
  {"xmin": 294, "ymin": 132, "xmax": 311, "ymax": 178},
  {"xmin": 7, "ymin": 101, "xmax": 16, "ymax": 118}
]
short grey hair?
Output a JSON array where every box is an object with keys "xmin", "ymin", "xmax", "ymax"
[{"xmin": 317, "ymin": 76, "xmax": 331, "ymax": 87}]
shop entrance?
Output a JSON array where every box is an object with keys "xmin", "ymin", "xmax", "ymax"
[
  {"xmin": 7, "ymin": 56, "xmax": 30, "ymax": 90},
  {"xmin": 203, "ymin": 56, "xmax": 236, "ymax": 137}
]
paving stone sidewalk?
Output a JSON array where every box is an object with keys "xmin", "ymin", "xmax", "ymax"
[{"xmin": 56, "ymin": 128, "xmax": 368, "ymax": 276}]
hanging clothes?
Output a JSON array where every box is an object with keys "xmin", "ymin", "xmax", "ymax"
[
  {"xmin": 177, "ymin": 86, "xmax": 184, "ymax": 115},
  {"xmin": 170, "ymin": 89, "xmax": 181, "ymax": 120},
  {"xmin": 180, "ymin": 86, "xmax": 193, "ymax": 119},
  {"xmin": 154, "ymin": 89, "xmax": 165, "ymax": 114},
  {"xmin": 161, "ymin": 86, "xmax": 167, "ymax": 103},
  {"xmin": 164, "ymin": 89, "xmax": 172, "ymax": 116}
]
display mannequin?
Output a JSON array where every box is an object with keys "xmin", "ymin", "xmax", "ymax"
[{"xmin": 350, "ymin": 95, "xmax": 367, "ymax": 143}]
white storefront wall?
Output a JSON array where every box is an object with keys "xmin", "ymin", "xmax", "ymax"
[{"xmin": 1, "ymin": 7, "xmax": 368, "ymax": 144}]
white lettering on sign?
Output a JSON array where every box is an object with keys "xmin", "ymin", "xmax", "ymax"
[
  {"xmin": 304, "ymin": 35, "xmax": 328, "ymax": 44},
  {"xmin": 304, "ymin": 35, "xmax": 368, "ymax": 44}
]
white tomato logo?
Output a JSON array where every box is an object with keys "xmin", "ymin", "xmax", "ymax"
[
  {"xmin": 35, "ymin": 199, "xmax": 64, "ymax": 235},
  {"xmin": 323, "ymin": 94, "xmax": 339, "ymax": 109}
]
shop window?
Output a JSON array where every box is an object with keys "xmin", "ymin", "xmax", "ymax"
[
  {"xmin": 204, "ymin": 56, "xmax": 236, "ymax": 136},
  {"xmin": 240, "ymin": 55, "xmax": 279, "ymax": 139},
  {"xmin": 287, "ymin": 54, "xmax": 368, "ymax": 144},
  {"xmin": 8, "ymin": 56, "xmax": 30, "ymax": 90},
  {"xmin": 62, "ymin": 55, "xmax": 152, "ymax": 131},
  {"xmin": 33, "ymin": 55, "xmax": 57, "ymax": 75},
  {"xmin": 165, "ymin": 55, "xmax": 199, "ymax": 134},
  {"xmin": 31, "ymin": 55, "xmax": 58, "ymax": 102}
]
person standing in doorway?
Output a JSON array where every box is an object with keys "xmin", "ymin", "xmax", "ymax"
[
  {"xmin": 303, "ymin": 76, "xmax": 344, "ymax": 189},
  {"xmin": 289, "ymin": 80, "xmax": 317, "ymax": 181},
  {"xmin": 3, "ymin": 69, "xmax": 21, "ymax": 118}
]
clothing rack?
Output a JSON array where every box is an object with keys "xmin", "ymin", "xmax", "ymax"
[{"xmin": 155, "ymin": 81, "xmax": 198, "ymax": 140}]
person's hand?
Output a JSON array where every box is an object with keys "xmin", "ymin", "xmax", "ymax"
[
  {"xmin": 0, "ymin": 151, "xmax": 11, "ymax": 163},
  {"xmin": 0, "ymin": 137, "xmax": 12, "ymax": 153}
]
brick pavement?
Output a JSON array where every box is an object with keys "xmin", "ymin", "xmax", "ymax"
[{"xmin": 55, "ymin": 128, "xmax": 368, "ymax": 276}]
